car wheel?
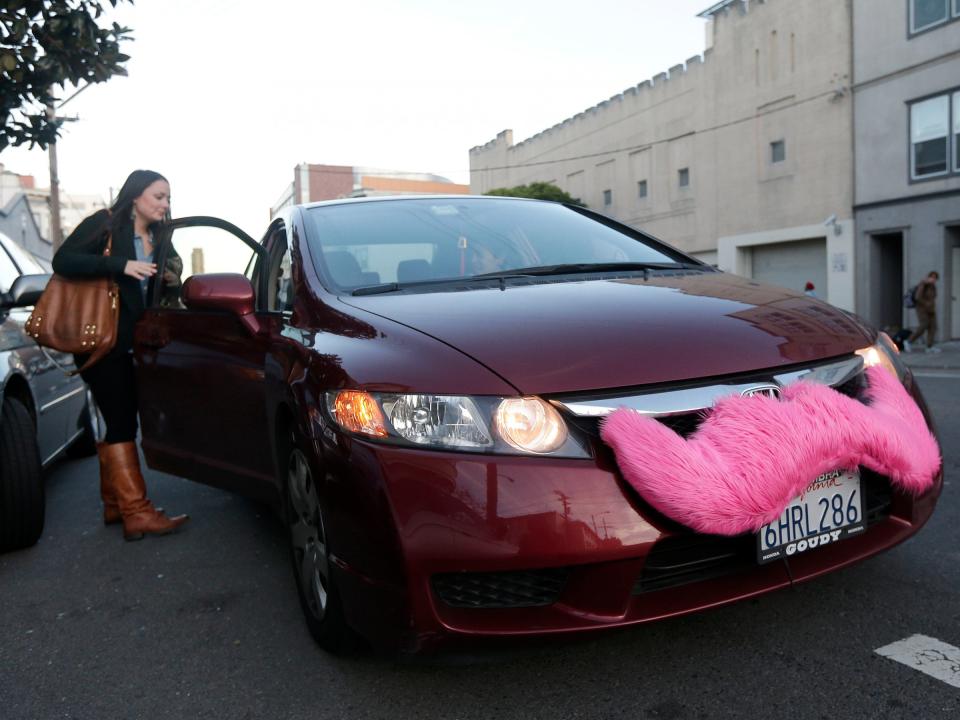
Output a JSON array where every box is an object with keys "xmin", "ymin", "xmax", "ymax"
[
  {"xmin": 66, "ymin": 387, "xmax": 104, "ymax": 458},
  {"xmin": 0, "ymin": 396, "xmax": 45, "ymax": 552},
  {"xmin": 285, "ymin": 444, "xmax": 354, "ymax": 653}
]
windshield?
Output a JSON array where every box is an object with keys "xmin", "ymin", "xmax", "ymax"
[
  {"xmin": 304, "ymin": 198, "xmax": 689, "ymax": 291},
  {"xmin": 2, "ymin": 236, "xmax": 46, "ymax": 275}
]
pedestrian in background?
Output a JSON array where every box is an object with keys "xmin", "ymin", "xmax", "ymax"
[
  {"xmin": 904, "ymin": 270, "xmax": 940, "ymax": 353},
  {"xmin": 803, "ymin": 281, "xmax": 817, "ymax": 298},
  {"xmin": 52, "ymin": 169, "xmax": 188, "ymax": 540}
]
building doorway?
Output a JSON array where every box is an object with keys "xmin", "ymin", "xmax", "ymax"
[{"xmin": 869, "ymin": 232, "xmax": 904, "ymax": 334}]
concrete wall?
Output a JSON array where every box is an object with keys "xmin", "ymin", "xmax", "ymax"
[
  {"xmin": 470, "ymin": 0, "xmax": 856, "ymax": 308},
  {"xmin": 855, "ymin": 196, "xmax": 960, "ymax": 340},
  {"xmin": 853, "ymin": 0, "xmax": 960, "ymax": 338}
]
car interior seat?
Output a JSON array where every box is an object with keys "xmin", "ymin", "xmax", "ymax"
[
  {"xmin": 430, "ymin": 242, "xmax": 463, "ymax": 278},
  {"xmin": 323, "ymin": 250, "xmax": 364, "ymax": 287},
  {"xmin": 397, "ymin": 259, "xmax": 432, "ymax": 283}
]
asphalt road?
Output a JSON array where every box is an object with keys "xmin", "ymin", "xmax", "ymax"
[{"xmin": 1, "ymin": 375, "xmax": 958, "ymax": 720}]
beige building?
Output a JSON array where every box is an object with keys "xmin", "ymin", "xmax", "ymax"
[{"xmin": 470, "ymin": 0, "xmax": 856, "ymax": 309}]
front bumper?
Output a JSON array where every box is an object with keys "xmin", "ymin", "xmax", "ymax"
[{"xmin": 327, "ymin": 428, "xmax": 942, "ymax": 653}]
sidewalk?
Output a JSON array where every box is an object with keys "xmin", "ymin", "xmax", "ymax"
[{"xmin": 898, "ymin": 339, "xmax": 960, "ymax": 371}]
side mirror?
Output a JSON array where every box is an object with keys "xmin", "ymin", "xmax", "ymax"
[
  {"xmin": 0, "ymin": 273, "xmax": 50, "ymax": 310},
  {"xmin": 182, "ymin": 273, "xmax": 262, "ymax": 335}
]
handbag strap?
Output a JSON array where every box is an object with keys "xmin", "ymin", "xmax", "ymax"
[{"xmin": 40, "ymin": 346, "xmax": 76, "ymax": 375}]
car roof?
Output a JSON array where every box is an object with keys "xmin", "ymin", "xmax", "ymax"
[{"xmin": 298, "ymin": 194, "xmax": 551, "ymax": 211}]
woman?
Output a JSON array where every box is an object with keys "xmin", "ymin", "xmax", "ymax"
[{"xmin": 53, "ymin": 169, "xmax": 188, "ymax": 541}]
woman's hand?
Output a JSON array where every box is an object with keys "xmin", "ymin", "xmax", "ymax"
[{"xmin": 124, "ymin": 260, "xmax": 157, "ymax": 280}]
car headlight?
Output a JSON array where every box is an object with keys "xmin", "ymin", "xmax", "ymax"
[
  {"xmin": 326, "ymin": 391, "xmax": 589, "ymax": 457},
  {"xmin": 494, "ymin": 397, "xmax": 567, "ymax": 453},
  {"xmin": 382, "ymin": 394, "xmax": 492, "ymax": 448},
  {"xmin": 855, "ymin": 332, "xmax": 908, "ymax": 382}
]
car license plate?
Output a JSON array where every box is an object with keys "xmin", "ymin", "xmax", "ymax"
[{"xmin": 756, "ymin": 469, "xmax": 865, "ymax": 564}]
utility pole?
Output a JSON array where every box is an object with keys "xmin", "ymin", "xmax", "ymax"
[
  {"xmin": 46, "ymin": 104, "xmax": 62, "ymax": 251},
  {"xmin": 46, "ymin": 84, "xmax": 90, "ymax": 252}
]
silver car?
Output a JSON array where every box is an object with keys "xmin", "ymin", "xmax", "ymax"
[{"xmin": 0, "ymin": 232, "xmax": 102, "ymax": 552}]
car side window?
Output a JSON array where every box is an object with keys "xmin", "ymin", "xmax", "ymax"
[
  {"xmin": 155, "ymin": 225, "xmax": 256, "ymax": 310},
  {"xmin": 245, "ymin": 222, "xmax": 290, "ymax": 312},
  {"xmin": 266, "ymin": 229, "xmax": 293, "ymax": 313}
]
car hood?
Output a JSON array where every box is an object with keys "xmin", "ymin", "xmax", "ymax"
[{"xmin": 340, "ymin": 273, "xmax": 875, "ymax": 395}]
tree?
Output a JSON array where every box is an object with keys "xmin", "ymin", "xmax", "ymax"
[
  {"xmin": 484, "ymin": 181, "xmax": 586, "ymax": 207},
  {"xmin": 0, "ymin": 0, "xmax": 133, "ymax": 151}
]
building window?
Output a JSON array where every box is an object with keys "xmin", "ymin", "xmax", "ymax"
[
  {"xmin": 678, "ymin": 168, "xmax": 690, "ymax": 188},
  {"xmin": 770, "ymin": 140, "xmax": 786, "ymax": 163},
  {"xmin": 603, "ymin": 189, "xmax": 612, "ymax": 206},
  {"xmin": 909, "ymin": 0, "xmax": 959, "ymax": 34},
  {"xmin": 910, "ymin": 92, "xmax": 953, "ymax": 179},
  {"xmin": 955, "ymin": 92, "xmax": 960, "ymax": 171},
  {"xmin": 637, "ymin": 180, "xmax": 648, "ymax": 198}
]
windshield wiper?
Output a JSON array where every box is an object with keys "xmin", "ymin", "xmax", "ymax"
[
  {"xmin": 350, "ymin": 275, "xmax": 510, "ymax": 296},
  {"xmin": 350, "ymin": 262, "xmax": 699, "ymax": 295},
  {"xmin": 472, "ymin": 261, "xmax": 698, "ymax": 279},
  {"xmin": 352, "ymin": 282, "xmax": 400, "ymax": 296}
]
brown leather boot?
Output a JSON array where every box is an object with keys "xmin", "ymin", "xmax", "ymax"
[
  {"xmin": 97, "ymin": 442, "xmax": 162, "ymax": 526},
  {"xmin": 97, "ymin": 442, "xmax": 121, "ymax": 525},
  {"xmin": 99, "ymin": 441, "xmax": 188, "ymax": 541}
]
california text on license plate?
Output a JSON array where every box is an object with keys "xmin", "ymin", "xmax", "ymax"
[{"xmin": 756, "ymin": 469, "xmax": 865, "ymax": 564}]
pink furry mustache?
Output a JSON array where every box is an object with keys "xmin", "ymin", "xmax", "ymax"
[{"xmin": 600, "ymin": 366, "xmax": 940, "ymax": 536}]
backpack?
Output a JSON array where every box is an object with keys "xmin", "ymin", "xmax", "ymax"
[{"xmin": 903, "ymin": 285, "xmax": 918, "ymax": 309}]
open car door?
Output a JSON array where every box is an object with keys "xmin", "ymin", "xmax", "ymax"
[{"xmin": 134, "ymin": 216, "xmax": 279, "ymax": 502}]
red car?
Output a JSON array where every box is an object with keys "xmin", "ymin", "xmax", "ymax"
[{"xmin": 137, "ymin": 196, "xmax": 942, "ymax": 653}]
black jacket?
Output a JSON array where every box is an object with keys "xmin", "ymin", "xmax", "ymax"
[{"xmin": 52, "ymin": 209, "xmax": 169, "ymax": 352}]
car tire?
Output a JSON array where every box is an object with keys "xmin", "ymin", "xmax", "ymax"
[
  {"xmin": 66, "ymin": 387, "xmax": 104, "ymax": 458},
  {"xmin": 284, "ymin": 443, "xmax": 356, "ymax": 653},
  {"xmin": 0, "ymin": 396, "xmax": 45, "ymax": 552}
]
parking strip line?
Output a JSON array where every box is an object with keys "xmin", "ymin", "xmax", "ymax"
[
  {"xmin": 874, "ymin": 634, "xmax": 960, "ymax": 689},
  {"xmin": 911, "ymin": 370, "xmax": 960, "ymax": 379}
]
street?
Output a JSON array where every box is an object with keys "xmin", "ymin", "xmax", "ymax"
[{"xmin": 1, "ymin": 374, "xmax": 958, "ymax": 720}]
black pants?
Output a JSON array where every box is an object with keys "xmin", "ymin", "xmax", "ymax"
[{"xmin": 77, "ymin": 349, "xmax": 139, "ymax": 444}]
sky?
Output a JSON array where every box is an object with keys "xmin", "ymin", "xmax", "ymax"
[{"xmin": 2, "ymin": 0, "xmax": 711, "ymax": 240}]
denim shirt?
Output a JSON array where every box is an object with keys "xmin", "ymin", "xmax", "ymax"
[{"xmin": 133, "ymin": 232, "xmax": 154, "ymax": 301}]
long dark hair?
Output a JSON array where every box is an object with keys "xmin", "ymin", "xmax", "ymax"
[{"xmin": 109, "ymin": 169, "xmax": 169, "ymax": 238}]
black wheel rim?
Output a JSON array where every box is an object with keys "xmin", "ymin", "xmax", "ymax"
[{"xmin": 287, "ymin": 448, "xmax": 329, "ymax": 621}]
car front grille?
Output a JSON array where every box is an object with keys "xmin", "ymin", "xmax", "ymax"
[
  {"xmin": 557, "ymin": 355, "xmax": 869, "ymax": 442},
  {"xmin": 567, "ymin": 364, "xmax": 868, "ymax": 441},
  {"xmin": 632, "ymin": 469, "xmax": 894, "ymax": 595},
  {"xmin": 432, "ymin": 567, "xmax": 570, "ymax": 609}
]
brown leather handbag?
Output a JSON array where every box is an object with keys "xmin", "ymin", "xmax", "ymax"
[{"xmin": 24, "ymin": 235, "xmax": 120, "ymax": 374}]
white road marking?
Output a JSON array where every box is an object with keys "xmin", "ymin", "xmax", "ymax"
[
  {"xmin": 875, "ymin": 634, "xmax": 960, "ymax": 689},
  {"xmin": 911, "ymin": 370, "xmax": 960, "ymax": 379}
]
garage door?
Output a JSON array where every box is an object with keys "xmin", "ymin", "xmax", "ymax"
[{"xmin": 751, "ymin": 237, "xmax": 826, "ymax": 296}]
